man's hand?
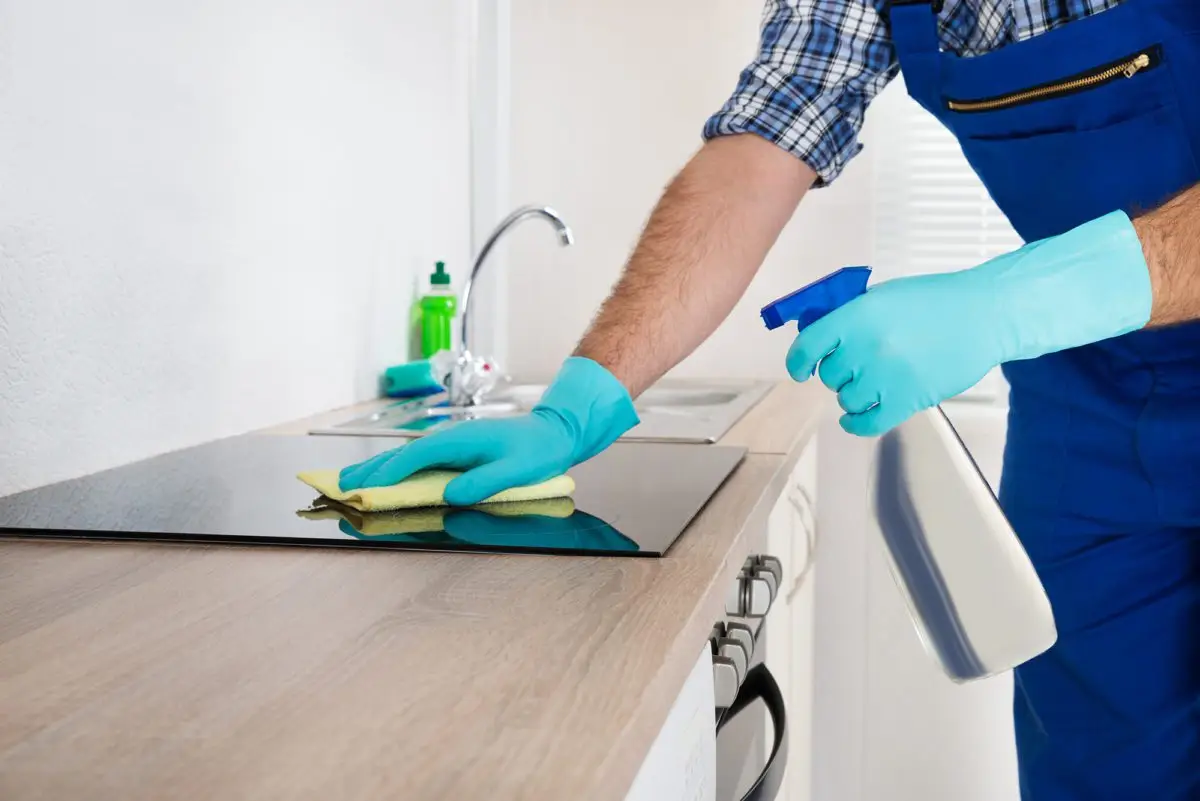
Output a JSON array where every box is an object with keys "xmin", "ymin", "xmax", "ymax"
[
  {"xmin": 787, "ymin": 269, "xmax": 1003, "ymax": 436},
  {"xmin": 790, "ymin": 210, "xmax": 1153, "ymax": 436},
  {"xmin": 339, "ymin": 357, "xmax": 637, "ymax": 504},
  {"xmin": 576, "ymin": 135, "xmax": 816, "ymax": 396}
]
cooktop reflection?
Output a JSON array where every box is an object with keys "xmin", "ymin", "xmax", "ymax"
[{"xmin": 0, "ymin": 436, "xmax": 747, "ymax": 557}]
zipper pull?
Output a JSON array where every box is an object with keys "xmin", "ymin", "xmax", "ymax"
[{"xmin": 1124, "ymin": 54, "xmax": 1151, "ymax": 78}]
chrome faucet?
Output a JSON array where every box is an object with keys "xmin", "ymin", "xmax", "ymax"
[
  {"xmin": 460, "ymin": 205, "xmax": 574, "ymax": 357},
  {"xmin": 444, "ymin": 205, "xmax": 574, "ymax": 406}
]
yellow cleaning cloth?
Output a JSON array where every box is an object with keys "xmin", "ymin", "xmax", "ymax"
[
  {"xmin": 297, "ymin": 504, "xmax": 450, "ymax": 535},
  {"xmin": 296, "ymin": 469, "xmax": 575, "ymax": 513},
  {"xmin": 296, "ymin": 496, "xmax": 576, "ymax": 536}
]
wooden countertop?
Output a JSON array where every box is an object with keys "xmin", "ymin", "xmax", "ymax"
[{"xmin": 0, "ymin": 382, "xmax": 829, "ymax": 801}]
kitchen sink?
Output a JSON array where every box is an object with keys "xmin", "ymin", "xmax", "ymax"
[{"xmin": 309, "ymin": 379, "xmax": 773, "ymax": 443}]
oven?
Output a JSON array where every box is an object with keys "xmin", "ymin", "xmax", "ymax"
[
  {"xmin": 625, "ymin": 550, "xmax": 788, "ymax": 801},
  {"xmin": 714, "ymin": 554, "xmax": 788, "ymax": 801}
]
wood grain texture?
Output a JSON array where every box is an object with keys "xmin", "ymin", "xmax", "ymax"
[{"xmin": 0, "ymin": 386, "xmax": 823, "ymax": 801}]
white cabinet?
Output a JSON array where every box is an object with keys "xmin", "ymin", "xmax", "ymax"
[
  {"xmin": 626, "ymin": 644, "xmax": 718, "ymax": 801},
  {"xmin": 764, "ymin": 438, "xmax": 818, "ymax": 801}
]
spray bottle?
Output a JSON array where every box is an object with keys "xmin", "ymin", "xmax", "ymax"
[{"xmin": 761, "ymin": 268, "xmax": 1057, "ymax": 682}]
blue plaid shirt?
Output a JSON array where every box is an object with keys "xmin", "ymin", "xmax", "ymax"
[{"xmin": 704, "ymin": 0, "xmax": 1122, "ymax": 185}]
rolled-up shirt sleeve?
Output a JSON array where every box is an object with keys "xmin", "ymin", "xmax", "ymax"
[{"xmin": 703, "ymin": 0, "xmax": 898, "ymax": 186}]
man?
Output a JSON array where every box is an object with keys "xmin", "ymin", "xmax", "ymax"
[{"xmin": 343, "ymin": 1, "xmax": 1199, "ymax": 797}]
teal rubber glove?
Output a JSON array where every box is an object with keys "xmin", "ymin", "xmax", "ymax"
[
  {"xmin": 788, "ymin": 210, "xmax": 1152, "ymax": 437},
  {"xmin": 338, "ymin": 357, "xmax": 639, "ymax": 505}
]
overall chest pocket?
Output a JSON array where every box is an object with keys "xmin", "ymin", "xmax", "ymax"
[
  {"xmin": 946, "ymin": 47, "xmax": 1162, "ymax": 121},
  {"xmin": 944, "ymin": 46, "xmax": 1200, "ymax": 241}
]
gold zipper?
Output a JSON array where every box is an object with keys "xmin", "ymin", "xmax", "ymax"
[{"xmin": 947, "ymin": 51, "xmax": 1155, "ymax": 113}]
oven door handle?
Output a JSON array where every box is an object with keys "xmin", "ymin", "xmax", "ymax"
[{"xmin": 716, "ymin": 663, "xmax": 789, "ymax": 801}]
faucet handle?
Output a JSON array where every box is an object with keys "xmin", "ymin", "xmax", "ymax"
[{"xmin": 435, "ymin": 350, "xmax": 501, "ymax": 408}]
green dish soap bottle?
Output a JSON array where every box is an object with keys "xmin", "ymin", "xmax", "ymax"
[{"xmin": 419, "ymin": 261, "xmax": 457, "ymax": 358}]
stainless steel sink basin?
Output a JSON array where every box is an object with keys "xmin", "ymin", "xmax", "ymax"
[
  {"xmin": 310, "ymin": 379, "xmax": 773, "ymax": 443},
  {"xmin": 490, "ymin": 384, "xmax": 743, "ymax": 412}
]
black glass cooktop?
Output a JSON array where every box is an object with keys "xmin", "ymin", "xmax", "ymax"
[{"xmin": 0, "ymin": 436, "xmax": 746, "ymax": 558}]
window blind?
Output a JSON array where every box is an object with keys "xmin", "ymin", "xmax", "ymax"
[{"xmin": 869, "ymin": 78, "xmax": 1023, "ymax": 402}]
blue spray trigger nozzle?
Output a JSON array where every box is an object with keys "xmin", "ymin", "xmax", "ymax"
[{"xmin": 760, "ymin": 266, "xmax": 872, "ymax": 331}]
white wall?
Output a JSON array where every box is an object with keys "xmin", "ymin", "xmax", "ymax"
[
  {"xmin": 0, "ymin": 0, "xmax": 472, "ymax": 495},
  {"xmin": 505, "ymin": 0, "xmax": 875, "ymax": 381}
]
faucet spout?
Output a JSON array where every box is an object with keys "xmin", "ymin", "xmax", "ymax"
[{"xmin": 459, "ymin": 205, "xmax": 574, "ymax": 358}]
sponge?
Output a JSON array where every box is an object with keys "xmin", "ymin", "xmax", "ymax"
[
  {"xmin": 297, "ymin": 469, "xmax": 575, "ymax": 513},
  {"xmin": 381, "ymin": 360, "xmax": 443, "ymax": 399}
]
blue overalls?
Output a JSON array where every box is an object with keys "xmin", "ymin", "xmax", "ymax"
[{"xmin": 888, "ymin": 1, "xmax": 1200, "ymax": 798}]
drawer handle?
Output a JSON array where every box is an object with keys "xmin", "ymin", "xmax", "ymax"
[{"xmin": 786, "ymin": 487, "xmax": 817, "ymax": 599}]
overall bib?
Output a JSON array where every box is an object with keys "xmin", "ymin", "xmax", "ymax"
[{"xmin": 888, "ymin": 1, "xmax": 1200, "ymax": 798}]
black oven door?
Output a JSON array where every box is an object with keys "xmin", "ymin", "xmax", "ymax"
[{"xmin": 715, "ymin": 659, "xmax": 788, "ymax": 801}]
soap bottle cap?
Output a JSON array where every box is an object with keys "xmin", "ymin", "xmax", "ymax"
[{"xmin": 430, "ymin": 261, "xmax": 451, "ymax": 286}]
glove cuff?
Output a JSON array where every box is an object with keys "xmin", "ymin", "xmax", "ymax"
[
  {"xmin": 1067, "ymin": 210, "xmax": 1153, "ymax": 333},
  {"xmin": 989, "ymin": 210, "xmax": 1152, "ymax": 361},
  {"xmin": 535, "ymin": 357, "xmax": 640, "ymax": 464}
]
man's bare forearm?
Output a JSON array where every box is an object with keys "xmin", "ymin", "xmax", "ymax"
[
  {"xmin": 574, "ymin": 135, "xmax": 816, "ymax": 397},
  {"xmin": 1133, "ymin": 182, "xmax": 1200, "ymax": 326}
]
